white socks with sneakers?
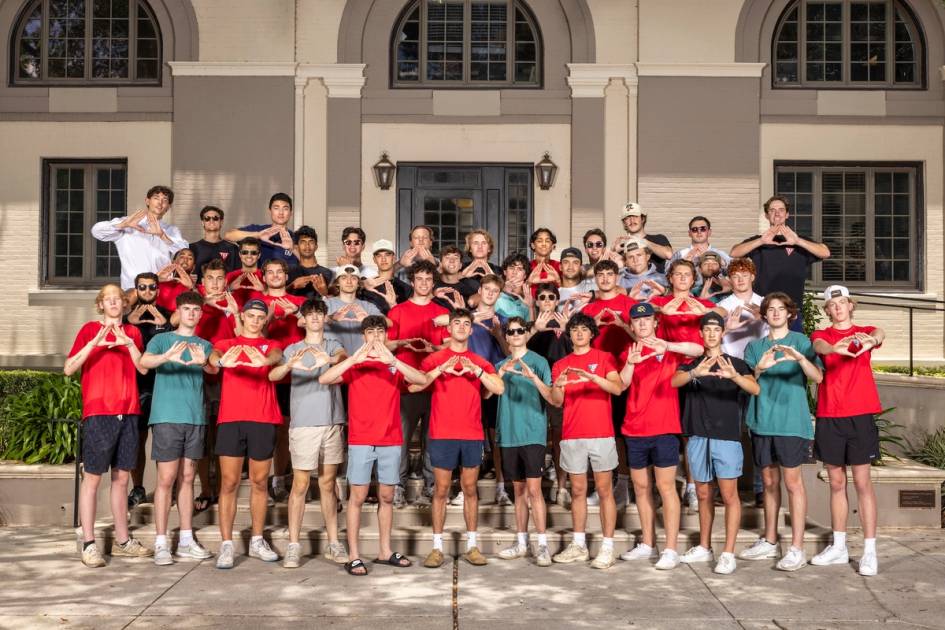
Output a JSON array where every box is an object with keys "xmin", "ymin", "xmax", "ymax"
[
  {"xmin": 179, "ymin": 529, "xmax": 193, "ymax": 547},
  {"xmin": 832, "ymin": 531, "xmax": 847, "ymax": 549},
  {"xmin": 573, "ymin": 532, "xmax": 586, "ymax": 547},
  {"xmin": 467, "ymin": 531, "xmax": 478, "ymax": 550},
  {"xmin": 864, "ymin": 537, "xmax": 876, "ymax": 555},
  {"xmin": 432, "ymin": 533, "xmax": 444, "ymax": 551},
  {"xmin": 516, "ymin": 532, "xmax": 527, "ymax": 547}
]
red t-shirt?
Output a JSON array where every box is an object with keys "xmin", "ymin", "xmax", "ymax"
[
  {"xmin": 68, "ymin": 321, "xmax": 143, "ymax": 419},
  {"xmin": 258, "ymin": 293, "xmax": 306, "ymax": 346},
  {"xmin": 811, "ymin": 325, "xmax": 883, "ymax": 417},
  {"xmin": 529, "ymin": 259, "xmax": 562, "ymax": 296},
  {"xmin": 421, "ymin": 349, "xmax": 496, "ymax": 440},
  {"xmin": 388, "ymin": 300, "xmax": 449, "ymax": 369},
  {"xmin": 343, "ymin": 362, "xmax": 404, "ymax": 446},
  {"xmin": 551, "ymin": 348, "xmax": 618, "ymax": 440},
  {"xmin": 195, "ymin": 287, "xmax": 237, "ymax": 344},
  {"xmin": 619, "ymin": 346, "xmax": 683, "ymax": 437},
  {"xmin": 156, "ymin": 280, "xmax": 189, "ymax": 312},
  {"xmin": 581, "ymin": 294, "xmax": 637, "ymax": 359},
  {"xmin": 225, "ymin": 269, "xmax": 263, "ymax": 307},
  {"xmin": 214, "ymin": 336, "xmax": 283, "ymax": 424},
  {"xmin": 649, "ymin": 295, "xmax": 715, "ymax": 344}
]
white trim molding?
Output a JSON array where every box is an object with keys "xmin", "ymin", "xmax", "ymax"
[
  {"xmin": 566, "ymin": 64, "xmax": 638, "ymax": 98},
  {"xmin": 298, "ymin": 64, "xmax": 367, "ymax": 98},
  {"xmin": 168, "ymin": 61, "xmax": 297, "ymax": 77},
  {"xmin": 635, "ymin": 62, "xmax": 767, "ymax": 78}
]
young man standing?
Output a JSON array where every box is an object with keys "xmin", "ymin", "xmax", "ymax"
[
  {"xmin": 91, "ymin": 185, "xmax": 188, "ymax": 290},
  {"xmin": 557, "ymin": 247, "xmax": 595, "ymax": 307},
  {"xmin": 268, "ymin": 299, "xmax": 348, "ymax": 568},
  {"xmin": 139, "ymin": 291, "xmax": 216, "ymax": 565},
  {"xmin": 672, "ymin": 312, "xmax": 759, "ymax": 575},
  {"xmin": 287, "ymin": 226, "xmax": 334, "ymax": 301},
  {"xmin": 335, "ymin": 227, "xmax": 379, "ymax": 277},
  {"xmin": 495, "ymin": 316, "xmax": 554, "ymax": 566},
  {"xmin": 326, "ymin": 264, "xmax": 385, "ymax": 356},
  {"xmin": 582, "ymin": 228, "xmax": 611, "ymax": 276},
  {"xmin": 319, "ymin": 316, "xmax": 428, "ymax": 575},
  {"xmin": 415, "ymin": 309, "xmax": 505, "ymax": 568},
  {"xmin": 361, "ymin": 239, "xmax": 411, "ymax": 314},
  {"xmin": 396, "ymin": 225, "xmax": 438, "ymax": 281},
  {"xmin": 156, "ymin": 248, "xmax": 197, "ymax": 312},
  {"xmin": 462, "ymin": 230, "xmax": 497, "ymax": 279},
  {"xmin": 495, "ymin": 253, "xmax": 532, "ymax": 321},
  {"xmin": 618, "ymin": 303, "xmax": 702, "ymax": 570},
  {"xmin": 618, "ymin": 240, "xmax": 667, "ymax": 300},
  {"xmin": 612, "ymin": 202, "xmax": 673, "ymax": 274},
  {"xmin": 209, "ymin": 299, "xmax": 284, "ymax": 569},
  {"xmin": 670, "ymin": 216, "xmax": 731, "ymax": 268},
  {"xmin": 65, "ymin": 284, "xmax": 152, "ymax": 567},
  {"xmin": 191, "ymin": 205, "xmax": 239, "ymax": 281},
  {"xmin": 226, "ymin": 238, "xmax": 265, "ymax": 307},
  {"xmin": 434, "ymin": 245, "xmax": 479, "ymax": 308},
  {"xmin": 739, "ymin": 292, "xmax": 822, "ymax": 571},
  {"xmin": 810, "ymin": 286, "xmax": 886, "ymax": 576},
  {"xmin": 224, "ymin": 193, "xmax": 298, "ymax": 266},
  {"xmin": 527, "ymin": 228, "xmax": 561, "ymax": 291}
]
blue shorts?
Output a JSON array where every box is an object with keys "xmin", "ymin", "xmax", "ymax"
[
  {"xmin": 348, "ymin": 445, "xmax": 401, "ymax": 486},
  {"xmin": 625, "ymin": 434, "xmax": 679, "ymax": 470},
  {"xmin": 686, "ymin": 436, "xmax": 743, "ymax": 482},
  {"xmin": 428, "ymin": 439, "xmax": 484, "ymax": 470}
]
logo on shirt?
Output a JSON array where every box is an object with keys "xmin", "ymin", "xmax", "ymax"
[
  {"xmin": 588, "ymin": 363, "xmax": 598, "ymax": 372},
  {"xmin": 220, "ymin": 252, "xmax": 229, "ymax": 261},
  {"xmin": 260, "ymin": 344, "xmax": 269, "ymax": 352},
  {"xmin": 389, "ymin": 365, "xmax": 397, "ymax": 374}
]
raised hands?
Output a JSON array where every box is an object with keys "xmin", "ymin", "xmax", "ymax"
[
  {"xmin": 117, "ymin": 209, "xmax": 148, "ymax": 232},
  {"xmin": 461, "ymin": 261, "xmax": 494, "ymax": 278},
  {"xmin": 331, "ymin": 302, "xmax": 370, "ymax": 323},
  {"xmin": 831, "ymin": 333, "xmax": 876, "ymax": 358},
  {"xmin": 219, "ymin": 345, "xmax": 268, "ymax": 368},
  {"xmin": 403, "ymin": 337, "xmax": 436, "ymax": 353},
  {"xmin": 257, "ymin": 225, "xmax": 292, "ymax": 250},
  {"xmin": 433, "ymin": 286, "xmax": 466, "ymax": 310},
  {"xmin": 365, "ymin": 280, "xmax": 399, "ymax": 308}
]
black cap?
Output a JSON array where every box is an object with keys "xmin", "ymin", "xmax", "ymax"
[
  {"xmin": 700, "ymin": 312, "xmax": 725, "ymax": 328},
  {"xmin": 629, "ymin": 302, "xmax": 655, "ymax": 319},
  {"xmin": 560, "ymin": 247, "xmax": 582, "ymax": 262},
  {"xmin": 242, "ymin": 298, "xmax": 268, "ymax": 313}
]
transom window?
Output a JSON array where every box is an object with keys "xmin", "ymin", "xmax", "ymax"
[
  {"xmin": 775, "ymin": 163, "xmax": 921, "ymax": 289},
  {"xmin": 773, "ymin": 0, "xmax": 924, "ymax": 88},
  {"xmin": 392, "ymin": 0, "xmax": 541, "ymax": 87},
  {"xmin": 12, "ymin": 0, "xmax": 161, "ymax": 84}
]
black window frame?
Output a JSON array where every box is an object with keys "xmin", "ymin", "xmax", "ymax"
[
  {"xmin": 774, "ymin": 160, "xmax": 924, "ymax": 291},
  {"xmin": 41, "ymin": 157, "xmax": 129, "ymax": 289}
]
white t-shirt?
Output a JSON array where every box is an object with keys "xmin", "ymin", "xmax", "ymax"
[{"xmin": 718, "ymin": 292, "xmax": 768, "ymax": 359}]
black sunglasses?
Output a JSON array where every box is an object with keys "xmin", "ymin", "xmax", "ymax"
[
  {"xmin": 506, "ymin": 328, "xmax": 527, "ymax": 336},
  {"xmin": 537, "ymin": 294, "xmax": 557, "ymax": 301},
  {"xmin": 344, "ymin": 239, "xmax": 363, "ymax": 246},
  {"xmin": 202, "ymin": 215, "xmax": 222, "ymax": 222},
  {"xmin": 137, "ymin": 284, "xmax": 157, "ymax": 291},
  {"xmin": 585, "ymin": 241, "xmax": 605, "ymax": 248},
  {"xmin": 689, "ymin": 226, "xmax": 709, "ymax": 233},
  {"xmin": 240, "ymin": 250, "xmax": 260, "ymax": 256}
]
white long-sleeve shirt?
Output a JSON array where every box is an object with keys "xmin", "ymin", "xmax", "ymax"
[{"xmin": 91, "ymin": 216, "xmax": 188, "ymax": 289}]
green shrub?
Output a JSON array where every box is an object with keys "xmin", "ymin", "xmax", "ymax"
[
  {"xmin": 0, "ymin": 370, "xmax": 61, "ymax": 413},
  {"xmin": 873, "ymin": 365, "xmax": 945, "ymax": 378},
  {"xmin": 910, "ymin": 428, "xmax": 945, "ymax": 470},
  {"xmin": 0, "ymin": 374, "xmax": 82, "ymax": 464},
  {"xmin": 874, "ymin": 407, "xmax": 906, "ymax": 465}
]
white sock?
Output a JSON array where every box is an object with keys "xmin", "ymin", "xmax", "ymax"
[
  {"xmin": 601, "ymin": 537, "xmax": 614, "ymax": 551},
  {"xmin": 573, "ymin": 532, "xmax": 586, "ymax": 547},
  {"xmin": 251, "ymin": 535, "xmax": 263, "ymax": 545},
  {"xmin": 686, "ymin": 482, "xmax": 695, "ymax": 493},
  {"xmin": 516, "ymin": 532, "xmax": 527, "ymax": 547},
  {"xmin": 155, "ymin": 534, "xmax": 167, "ymax": 548},
  {"xmin": 537, "ymin": 533, "xmax": 548, "ymax": 547},
  {"xmin": 637, "ymin": 542, "xmax": 653, "ymax": 553},
  {"xmin": 432, "ymin": 533, "xmax": 444, "ymax": 551},
  {"xmin": 221, "ymin": 539, "xmax": 233, "ymax": 547},
  {"xmin": 178, "ymin": 529, "xmax": 194, "ymax": 546},
  {"xmin": 466, "ymin": 531, "xmax": 478, "ymax": 550},
  {"xmin": 833, "ymin": 531, "xmax": 847, "ymax": 549},
  {"xmin": 864, "ymin": 538, "xmax": 876, "ymax": 555}
]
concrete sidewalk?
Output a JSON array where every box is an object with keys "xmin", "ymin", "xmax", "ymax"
[{"xmin": 2, "ymin": 527, "xmax": 945, "ymax": 629}]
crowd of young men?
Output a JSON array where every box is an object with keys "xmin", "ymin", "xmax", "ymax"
[{"xmin": 71, "ymin": 187, "xmax": 885, "ymax": 578}]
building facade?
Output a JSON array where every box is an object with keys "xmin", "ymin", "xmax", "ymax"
[{"xmin": 1, "ymin": 0, "xmax": 943, "ymax": 366}]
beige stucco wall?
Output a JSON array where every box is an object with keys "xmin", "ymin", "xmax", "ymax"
[
  {"xmin": 191, "ymin": 0, "xmax": 295, "ymax": 62},
  {"xmin": 296, "ymin": 0, "xmax": 347, "ymax": 64},
  {"xmin": 586, "ymin": 0, "xmax": 638, "ymax": 64},
  {"xmin": 638, "ymin": 0, "xmax": 742, "ymax": 63},
  {"xmin": 0, "ymin": 122, "xmax": 172, "ymax": 363},
  {"xmin": 761, "ymin": 122, "xmax": 945, "ymax": 362}
]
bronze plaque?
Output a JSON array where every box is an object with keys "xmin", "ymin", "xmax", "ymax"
[{"xmin": 899, "ymin": 489, "xmax": 936, "ymax": 509}]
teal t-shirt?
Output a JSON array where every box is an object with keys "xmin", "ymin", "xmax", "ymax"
[
  {"xmin": 496, "ymin": 292, "xmax": 530, "ymax": 321},
  {"xmin": 744, "ymin": 331, "xmax": 820, "ymax": 439},
  {"xmin": 146, "ymin": 332, "xmax": 213, "ymax": 425},
  {"xmin": 495, "ymin": 350, "xmax": 552, "ymax": 447}
]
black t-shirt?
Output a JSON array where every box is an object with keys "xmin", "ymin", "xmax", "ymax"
[
  {"xmin": 359, "ymin": 278, "xmax": 411, "ymax": 315},
  {"xmin": 124, "ymin": 303, "xmax": 171, "ymax": 394},
  {"xmin": 742, "ymin": 236, "xmax": 820, "ymax": 313},
  {"xmin": 287, "ymin": 264, "xmax": 335, "ymax": 301},
  {"xmin": 678, "ymin": 353, "xmax": 752, "ymax": 441},
  {"xmin": 191, "ymin": 239, "xmax": 240, "ymax": 280},
  {"xmin": 526, "ymin": 325, "xmax": 572, "ymax": 365},
  {"xmin": 433, "ymin": 277, "xmax": 479, "ymax": 310},
  {"xmin": 644, "ymin": 233, "xmax": 672, "ymax": 274}
]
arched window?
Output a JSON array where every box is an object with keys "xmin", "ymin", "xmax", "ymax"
[
  {"xmin": 772, "ymin": 0, "xmax": 924, "ymax": 88},
  {"xmin": 12, "ymin": 0, "xmax": 162, "ymax": 85},
  {"xmin": 392, "ymin": 0, "xmax": 541, "ymax": 88}
]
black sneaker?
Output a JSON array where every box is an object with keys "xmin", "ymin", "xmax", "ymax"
[{"xmin": 127, "ymin": 486, "xmax": 147, "ymax": 510}]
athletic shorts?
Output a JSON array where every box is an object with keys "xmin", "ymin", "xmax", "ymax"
[
  {"xmin": 428, "ymin": 439, "xmax": 484, "ymax": 470},
  {"xmin": 215, "ymin": 422, "xmax": 277, "ymax": 460},
  {"xmin": 686, "ymin": 436, "xmax": 742, "ymax": 482},
  {"xmin": 482, "ymin": 396, "xmax": 498, "ymax": 430},
  {"xmin": 751, "ymin": 434, "xmax": 811, "ymax": 469},
  {"xmin": 82, "ymin": 414, "xmax": 140, "ymax": 475},
  {"xmin": 289, "ymin": 425, "xmax": 346, "ymax": 470},
  {"xmin": 560, "ymin": 437, "xmax": 618, "ymax": 474},
  {"xmin": 546, "ymin": 404, "xmax": 563, "ymax": 430},
  {"xmin": 501, "ymin": 444, "xmax": 546, "ymax": 481},
  {"xmin": 150, "ymin": 423, "xmax": 206, "ymax": 462},
  {"xmin": 815, "ymin": 415, "xmax": 880, "ymax": 466},
  {"xmin": 625, "ymin": 434, "xmax": 680, "ymax": 470},
  {"xmin": 348, "ymin": 445, "xmax": 401, "ymax": 486},
  {"xmin": 275, "ymin": 382, "xmax": 291, "ymax": 417}
]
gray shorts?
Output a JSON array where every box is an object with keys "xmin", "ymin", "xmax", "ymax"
[
  {"xmin": 348, "ymin": 445, "xmax": 401, "ymax": 486},
  {"xmin": 150, "ymin": 423, "xmax": 206, "ymax": 462},
  {"xmin": 560, "ymin": 437, "xmax": 619, "ymax": 474}
]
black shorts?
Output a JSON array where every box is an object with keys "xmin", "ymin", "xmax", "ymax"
[
  {"xmin": 501, "ymin": 444, "xmax": 546, "ymax": 481},
  {"xmin": 482, "ymin": 396, "xmax": 498, "ymax": 430},
  {"xmin": 82, "ymin": 415, "xmax": 140, "ymax": 474},
  {"xmin": 815, "ymin": 415, "xmax": 880, "ymax": 466},
  {"xmin": 751, "ymin": 434, "xmax": 811, "ymax": 469},
  {"xmin": 275, "ymin": 382, "xmax": 291, "ymax": 417},
  {"xmin": 215, "ymin": 422, "xmax": 277, "ymax": 461}
]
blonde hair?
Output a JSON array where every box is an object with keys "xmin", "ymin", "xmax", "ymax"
[
  {"xmin": 464, "ymin": 229, "xmax": 494, "ymax": 256},
  {"xmin": 95, "ymin": 283, "xmax": 125, "ymax": 314}
]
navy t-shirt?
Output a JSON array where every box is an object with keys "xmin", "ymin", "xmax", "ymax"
[
  {"xmin": 191, "ymin": 239, "xmax": 239, "ymax": 280},
  {"xmin": 239, "ymin": 223, "xmax": 298, "ymax": 265},
  {"xmin": 287, "ymin": 264, "xmax": 335, "ymax": 301}
]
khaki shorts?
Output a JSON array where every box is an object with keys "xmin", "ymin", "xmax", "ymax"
[
  {"xmin": 289, "ymin": 425, "xmax": 346, "ymax": 470},
  {"xmin": 560, "ymin": 437, "xmax": 618, "ymax": 474}
]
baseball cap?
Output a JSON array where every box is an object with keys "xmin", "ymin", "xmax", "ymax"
[
  {"xmin": 629, "ymin": 302, "xmax": 655, "ymax": 319},
  {"xmin": 560, "ymin": 247, "xmax": 583, "ymax": 262},
  {"xmin": 242, "ymin": 298, "xmax": 268, "ymax": 313},
  {"xmin": 621, "ymin": 202, "xmax": 645, "ymax": 218},
  {"xmin": 700, "ymin": 312, "xmax": 725, "ymax": 328},
  {"xmin": 372, "ymin": 239, "xmax": 395, "ymax": 256},
  {"xmin": 621, "ymin": 238, "xmax": 647, "ymax": 253},
  {"xmin": 822, "ymin": 284, "xmax": 850, "ymax": 305},
  {"xmin": 338, "ymin": 264, "xmax": 360, "ymax": 276},
  {"xmin": 699, "ymin": 251, "xmax": 721, "ymax": 264}
]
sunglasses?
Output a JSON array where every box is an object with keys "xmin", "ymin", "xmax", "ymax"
[
  {"xmin": 344, "ymin": 239, "xmax": 363, "ymax": 246},
  {"xmin": 137, "ymin": 284, "xmax": 157, "ymax": 291},
  {"xmin": 689, "ymin": 226, "xmax": 709, "ymax": 233},
  {"xmin": 240, "ymin": 250, "xmax": 260, "ymax": 256},
  {"xmin": 202, "ymin": 215, "xmax": 222, "ymax": 222},
  {"xmin": 585, "ymin": 241, "xmax": 605, "ymax": 249},
  {"xmin": 506, "ymin": 328, "xmax": 527, "ymax": 336},
  {"xmin": 537, "ymin": 294, "xmax": 557, "ymax": 301}
]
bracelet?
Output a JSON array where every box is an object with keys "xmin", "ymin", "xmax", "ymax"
[{"xmin": 477, "ymin": 367, "xmax": 484, "ymax": 378}]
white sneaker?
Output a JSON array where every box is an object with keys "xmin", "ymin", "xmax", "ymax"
[
  {"xmin": 325, "ymin": 541, "xmax": 348, "ymax": 564},
  {"xmin": 776, "ymin": 546, "xmax": 807, "ymax": 571},
  {"xmin": 556, "ymin": 488, "xmax": 571, "ymax": 507},
  {"xmin": 450, "ymin": 492, "xmax": 465, "ymax": 506},
  {"xmin": 283, "ymin": 542, "xmax": 302, "ymax": 569},
  {"xmin": 495, "ymin": 490, "xmax": 513, "ymax": 506},
  {"xmin": 175, "ymin": 541, "xmax": 212, "ymax": 560},
  {"xmin": 153, "ymin": 544, "xmax": 173, "ymax": 566},
  {"xmin": 858, "ymin": 551, "xmax": 878, "ymax": 576},
  {"xmin": 393, "ymin": 486, "xmax": 407, "ymax": 508},
  {"xmin": 738, "ymin": 537, "xmax": 778, "ymax": 560},
  {"xmin": 811, "ymin": 543, "xmax": 849, "ymax": 566},
  {"xmin": 552, "ymin": 542, "xmax": 589, "ymax": 563},
  {"xmin": 535, "ymin": 544, "xmax": 552, "ymax": 567},
  {"xmin": 655, "ymin": 549, "xmax": 680, "ymax": 570},
  {"xmin": 620, "ymin": 543, "xmax": 658, "ymax": 561},
  {"xmin": 81, "ymin": 543, "xmax": 106, "ymax": 568},
  {"xmin": 714, "ymin": 552, "xmax": 737, "ymax": 575},
  {"xmin": 683, "ymin": 487, "xmax": 698, "ymax": 512},
  {"xmin": 248, "ymin": 538, "xmax": 279, "ymax": 562},
  {"xmin": 498, "ymin": 544, "xmax": 528, "ymax": 560},
  {"xmin": 216, "ymin": 542, "xmax": 234, "ymax": 569},
  {"xmin": 590, "ymin": 546, "xmax": 616, "ymax": 569},
  {"xmin": 586, "ymin": 490, "xmax": 600, "ymax": 506},
  {"xmin": 679, "ymin": 545, "xmax": 714, "ymax": 564}
]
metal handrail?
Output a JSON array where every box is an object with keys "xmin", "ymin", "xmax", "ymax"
[{"xmin": 47, "ymin": 417, "xmax": 81, "ymax": 528}]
